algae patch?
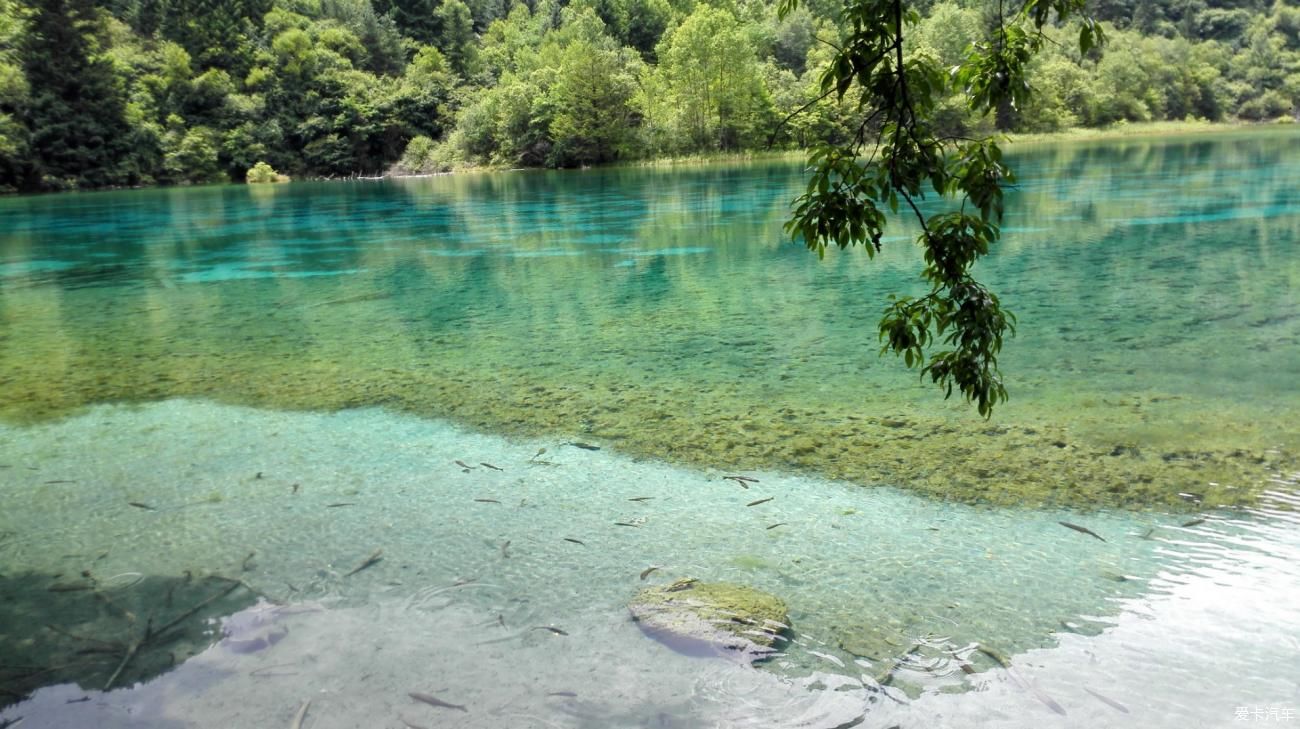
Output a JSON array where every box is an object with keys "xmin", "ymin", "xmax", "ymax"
[
  {"xmin": 0, "ymin": 276, "xmax": 1293, "ymax": 510},
  {"xmin": 628, "ymin": 578, "xmax": 790, "ymax": 662}
]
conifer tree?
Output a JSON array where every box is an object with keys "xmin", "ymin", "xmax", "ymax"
[{"xmin": 21, "ymin": 0, "xmax": 141, "ymax": 189}]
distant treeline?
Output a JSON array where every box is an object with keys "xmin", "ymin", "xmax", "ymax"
[{"xmin": 0, "ymin": 0, "xmax": 1297, "ymax": 191}]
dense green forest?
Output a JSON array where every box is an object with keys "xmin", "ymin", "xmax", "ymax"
[{"xmin": 0, "ymin": 0, "xmax": 1297, "ymax": 191}]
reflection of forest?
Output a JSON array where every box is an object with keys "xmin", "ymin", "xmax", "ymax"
[
  {"xmin": 1, "ymin": 132, "xmax": 1297, "ymax": 509},
  {"xmin": 0, "ymin": 571, "xmax": 257, "ymax": 708}
]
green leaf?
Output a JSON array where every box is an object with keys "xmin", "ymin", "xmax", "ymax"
[{"xmin": 780, "ymin": 0, "xmax": 1098, "ymax": 416}]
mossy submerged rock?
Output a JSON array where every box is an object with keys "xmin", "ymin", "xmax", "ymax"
[{"xmin": 629, "ymin": 578, "xmax": 790, "ymax": 662}]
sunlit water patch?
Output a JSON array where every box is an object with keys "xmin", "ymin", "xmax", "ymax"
[{"xmin": 0, "ymin": 402, "xmax": 1296, "ymax": 727}]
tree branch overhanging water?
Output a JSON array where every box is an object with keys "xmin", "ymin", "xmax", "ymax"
[{"xmin": 778, "ymin": 0, "xmax": 1104, "ymax": 416}]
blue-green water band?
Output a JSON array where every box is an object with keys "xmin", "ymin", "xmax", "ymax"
[{"xmin": 1, "ymin": 129, "xmax": 1297, "ymax": 509}]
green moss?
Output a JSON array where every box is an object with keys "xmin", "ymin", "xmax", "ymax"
[
  {"xmin": 0, "ymin": 280, "xmax": 1292, "ymax": 511},
  {"xmin": 629, "ymin": 578, "xmax": 789, "ymax": 648}
]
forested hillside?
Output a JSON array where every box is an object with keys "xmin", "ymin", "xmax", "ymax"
[{"xmin": 0, "ymin": 0, "xmax": 1297, "ymax": 191}]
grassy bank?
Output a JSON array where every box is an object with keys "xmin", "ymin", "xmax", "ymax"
[{"xmin": 1003, "ymin": 118, "xmax": 1295, "ymax": 146}]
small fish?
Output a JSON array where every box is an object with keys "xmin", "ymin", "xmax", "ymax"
[
  {"xmin": 533, "ymin": 626, "xmax": 569, "ymax": 636},
  {"xmin": 327, "ymin": 502, "xmax": 355, "ymax": 508},
  {"xmin": 408, "ymin": 691, "xmax": 468, "ymax": 712},
  {"xmin": 665, "ymin": 578, "xmax": 698, "ymax": 592},
  {"xmin": 563, "ymin": 538, "xmax": 586, "ymax": 546},
  {"xmin": 500, "ymin": 540, "xmax": 511, "ymax": 558},
  {"xmin": 746, "ymin": 497, "xmax": 774, "ymax": 507},
  {"xmin": 724, "ymin": 475, "xmax": 759, "ymax": 485},
  {"xmin": 290, "ymin": 483, "xmax": 300, "ymax": 494},
  {"xmin": 473, "ymin": 498, "xmax": 501, "ymax": 504},
  {"xmin": 807, "ymin": 650, "xmax": 845, "ymax": 668},
  {"xmin": 314, "ymin": 292, "xmax": 394, "ymax": 307},
  {"xmin": 454, "ymin": 460, "xmax": 475, "ymax": 470},
  {"xmin": 614, "ymin": 522, "xmax": 640, "ymax": 528},
  {"xmin": 975, "ymin": 643, "xmax": 1011, "ymax": 668},
  {"xmin": 254, "ymin": 472, "xmax": 263, "ymax": 480},
  {"xmin": 958, "ymin": 663, "xmax": 976, "ymax": 675},
  {"xmin": 1083, "ymin": 686, "xmax": 1130, "ymax": 714},
  {"xmin": 480, "ymin": 462, "xmax": 503, "ymax": 471},
  {"xmin": 546, "ymin": 691, "xmax": 578, "ymax": 698},
  {"xmin": 289, "ymin": 700, "xmax": 311, "ymax": 729},
  {"xmin": 48, "ymin": 582, "xmax": 94, "ymax": 592},
  {"xmin": 1058, "ymin": 521, "xmax": 1106, "ymax": 542},
  {"xmin": 241, "ymin": 552, "xmax": 256, "ymax": 572},
  {"xmin": 43, "ymin": 480, "xmax": 77, "ymax": 484},
  {"xmin": 766, "ymin": 522, "xmax": 787, "ymax": 530},
  {"xmin": 344, "ymin": 549, "xmax": 383, "ymax": 577},
  {"xmin": 640, "ymin": 566, "xmax": 660, "ymax": 580},
  {"xmin": 567, "ymin": 442, "xmax": 600, "ymax": 451},
  {"xmin": 1027, "ymin": 682, "xmax": 1067, "ymax": 716},
  {"xmin": 65, "ymin": 696, "xmax": 90, "ymax": 704},
  {"xmin": 399, "ymin": 718, "xmax": 430, "ymax": 729},
  {"xmin": 1181, "ymin": 518, "xmax": 1205, "ymax": 528},
  {"xmin": 628, "ymin": 496, "xmax": 654, "ymax": 502},
  {"xmin": 529, "ymin": 448, "xmax": 547, "ymax": 461},
  {"xmin": 128, "ymin": 502, "xmax": 156, "ymax": 511},
  {"xmin": 497, "ymin": 614, "xmax": 506, "ymax": 628}
]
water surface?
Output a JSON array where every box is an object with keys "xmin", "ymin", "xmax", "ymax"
[
  {"xmin": 2, "ymin": 133, "xmax": 1298, "ymax": 508},
  {"xmin": 0, "ymin": 130, "xmax": 1297, "ymax": 727}
]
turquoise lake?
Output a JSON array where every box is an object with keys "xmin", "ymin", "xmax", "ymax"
[{"xmin": 1, "ymin": 130, "xmax": 1297, "ymax": 727}]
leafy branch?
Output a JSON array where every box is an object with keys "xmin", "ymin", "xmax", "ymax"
[{"xmin": 778, "ymin": 0, "xmax": 1101, "ymax": 416}]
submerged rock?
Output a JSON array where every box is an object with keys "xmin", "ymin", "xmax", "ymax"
[{"xmin": 628, "ymin": 578, "xmax": 790, "ymax": 662}]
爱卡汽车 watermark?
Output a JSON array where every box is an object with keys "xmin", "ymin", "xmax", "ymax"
[{"xmin": 1235, "ymin": 706, "xmax": 1296, "ymax": 722}]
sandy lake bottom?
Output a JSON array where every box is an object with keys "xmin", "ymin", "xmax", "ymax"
[{"xmin": 1, "ymin": 400, "xmax": 1296, "ymax": 729}]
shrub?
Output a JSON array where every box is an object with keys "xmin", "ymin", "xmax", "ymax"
[
  {"xmin": 390, "ymin": 135, "xmax": 463, "ymax": 174},
  {"xmin": 1238, "ymin": 90, "xmax": 1293, "ymax": 121},
  {"xmin": 245, "ymin": 161, "xmax": 288, "ymax": 184}
]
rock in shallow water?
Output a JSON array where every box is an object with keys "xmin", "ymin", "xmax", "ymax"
[{"xmin": 628, "ymin": 578, "xmax": 790, "ymax": 663}]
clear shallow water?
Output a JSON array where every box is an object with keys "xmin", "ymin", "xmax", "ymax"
[
  {"xmin": 0, "ymin": 402, "xmax": 1296, "ymax": 728},
  {"xmin": 0, "ymin": 130, "xmax": 1298, "ymax": 726}
]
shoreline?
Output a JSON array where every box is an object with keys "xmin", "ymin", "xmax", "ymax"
[
  {"xmin": 2, "ymin": 121, "xmax": 1290, "ymax": 196},
  {"xmin": 397, "ymin": 119, "xmax": 1292, "ymax": 178}
]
